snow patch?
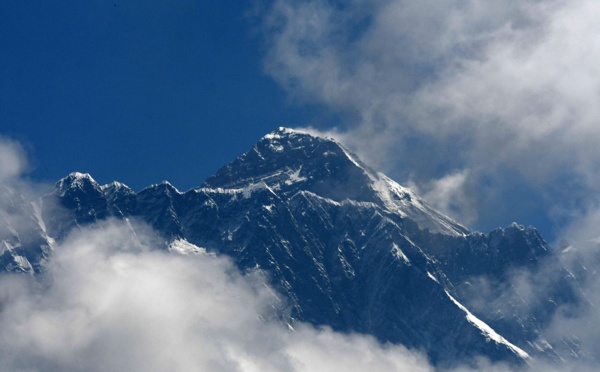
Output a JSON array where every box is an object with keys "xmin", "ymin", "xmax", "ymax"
[
  {"xmin": 194, "ymin": 182, "xmax": 276, "ymax": 199},
  {"xmin": 285, "ymin": 166, "xmax": 307, "ymax": 186},
  {"xmin": 263, "ymin": 127, "xmax": 311, "ymax": 140},
  {"xmin": 13, "ymin": 255, "xmax": 32, "ymax": 270},
  {"xmin": 427, "ymin": 272, "xmax": 439, "ymax": 283},
  {"xmin": 100, "ymin": 181, "xmax": 132, "ymax": 192},
  {"xmin": 338, "ymin": 252, "xmax": 356, "ymax": 278},
  {"xmin": 269, "ymin": 143, "xmax": 284, "ymax": 153},
  {"xmin": 445, "ymin": 290, "xmax": 530, "ymax": 360},
  {"xmin": 140, "ymin": 181, "xmax": 182, "ymax": 195},
  {"xmin": 243, "ymin": 182, "xmax": 267, "ymax": 199},
  {"xmin": 56, "ymin": 172, "xmax": 98, "ymax": 196},
  {"xmin": 70, "ymin": 171, "xmax": 94, "ymax": 181},
  {"xmin": 391, "ymin": 243, "xmax": 411, "ymax": 265},
  {"xmin": 338, "ymin": 146, "xmax": 363, "ymax": 169},
  {"xmin": 252, "ymin": 147, "xmax": 265, "ymax": 160},
  {"xmin": 168, "ymin": 239, "xmax": 208, "ymax": 256}
]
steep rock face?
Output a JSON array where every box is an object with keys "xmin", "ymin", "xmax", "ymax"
[{"xmin": 3, "ymin": 127, "xmax": 563, "ymax": 365}]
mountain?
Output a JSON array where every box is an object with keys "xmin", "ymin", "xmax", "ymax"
[{"xmin": 0, "ymin": 127, "xmax": 582, "ymax": 366}]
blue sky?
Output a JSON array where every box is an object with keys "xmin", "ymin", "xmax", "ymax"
[
  {"xmin": 0, "ymin": 1, "xmax": 320, "ymax": 190},
  {"xmin": 3, "ymin": 0, "xmax": 600, "ymax": 242}
]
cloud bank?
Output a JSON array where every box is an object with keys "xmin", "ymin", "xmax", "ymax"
[
  {"xmin": 260, "ymin": 0, "xmax": 600, "ymax": 236},
  {"xmin": 0, "ymin": 220, "xmax": 435, "ymax": 372}
]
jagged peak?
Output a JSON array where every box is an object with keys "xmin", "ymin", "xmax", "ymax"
[
  {"xmin": 261, "ymin": 126, "xmax": 336, "ymax": 139},
  {"xmin": 139, "ymin": 180, "xmax": 182, "ymax": 195},
  {"xmin": 100, "ymin": 181, "xmax": 135, "ymax": 198},
  {"xmin": 491, "ymin": 222, "xmax": 543, "ymax": 237},
  {"xmin": 262, "ymin": 126, "xmax": 307, "ymax": 139},
  {"xmin": 259, "ymin": 127, "xmax": 356, "ymax": 157},
  {"xmin": 65, "ymin": 172, "xmax": 95, "ymax": 182},
  {"xmin": 204, "ymin": 127, "xmax": 369, "ymax": 188},
  {"xmin": 55, "ymin": 172, "xmax": 100, "ymax": 196},
  {"xmin": 100, "ymin": 181, "xmax": 132, "ymax": 191}
]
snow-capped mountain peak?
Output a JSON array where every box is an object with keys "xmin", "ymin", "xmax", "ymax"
[
  {"xmin": 55, "ymin": 172, "xmax": 99, "ymax": 196},
  {"xmin": 203, "ymin": 127, "xmax": 467, "ymax": 235}
]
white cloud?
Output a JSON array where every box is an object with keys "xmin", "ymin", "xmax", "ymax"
[
  {"xmin": 0, "ymin": 136, "xmax": 27, "ymax": 184},
  {"xmin": 416, "ymin": 169, "xmax": 477, "ymax": 225},
  {"xmin": 260, "ymin": 0, "xmax": 600, "ymax": 235},
  {"xmin": 0, "ymin": 219, "xmax": 435, "ymax": 372}
]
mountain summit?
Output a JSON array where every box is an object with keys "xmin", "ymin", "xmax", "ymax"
[
  {"xmin": 204, "ymin": 127, "xmax": 468, "ymax": 236},
  {"xmin": 2, "ymin": 127, "xmax": 577, "ymax": 366}
]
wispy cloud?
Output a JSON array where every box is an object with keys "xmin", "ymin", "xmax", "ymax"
[
  {"xmin": 0, "ymin": 135, "xmax": 29, "ymax": 186},
  {"xmin": 410, "ymin": 169, "xmax": 477, "ymax": 225}
]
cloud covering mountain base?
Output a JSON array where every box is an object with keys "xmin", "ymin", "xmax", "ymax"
[{"xmin": 0, "ymin": 220, "xmax": 435, "ymax": 372}]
